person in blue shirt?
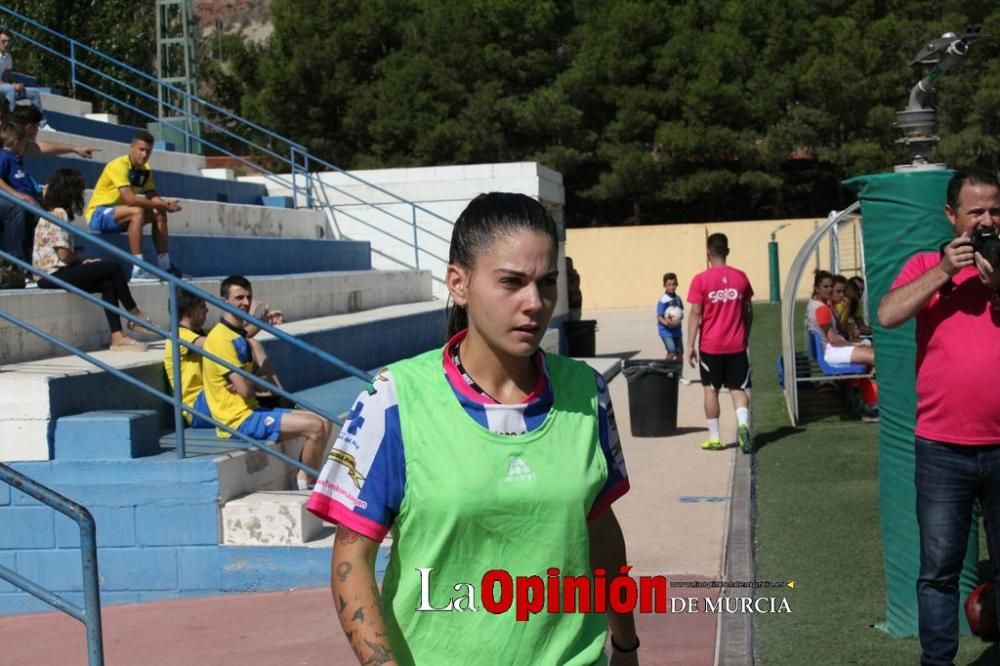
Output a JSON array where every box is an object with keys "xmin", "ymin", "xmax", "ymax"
[
  {"xmin": 656, "ymin": 272, "xmax": 684, "ymax": 361},
  {"xmin": 0, "ymin": 121, "xmax": 41, "ymax": 267}
]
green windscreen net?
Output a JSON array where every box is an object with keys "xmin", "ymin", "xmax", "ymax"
[{"xmin": 843, "ymin": 170, "xmax": 979, "ymax": 637}]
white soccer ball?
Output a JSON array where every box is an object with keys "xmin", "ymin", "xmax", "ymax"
[{"xmin": 666, "ymin": 305, "xmax": 683, "ymax": 323}]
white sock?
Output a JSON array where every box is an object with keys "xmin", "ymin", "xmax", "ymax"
[
  {"xmin": 296, "ymin": 475, "xmax": 310, "ymax": 491},
  {"xmin": 707, "ymin": 418, "xmax": 720, "ymax": 440},
  {"xmin": 157, "ymin": 253, "xmax": 171, "ymax": 269},
  {"xmin": 130, "ymin": 255, "xmax": 143, "ymax": 275},
  {"xmin": 736, "ymin": 407, "xmax": 749, "ymax": 428}
]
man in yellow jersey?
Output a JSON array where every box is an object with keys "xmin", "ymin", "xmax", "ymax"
[
  {"xmin": 84, "ymin": 130, "xmax": 182, "ymax": 281},
  {"xmin": 202, "ymin": 275, "xmax": 332, "ymax": 489},
  {"xmin": 163, "ymin": 289, "xmax": 212, "ymax": 428}
]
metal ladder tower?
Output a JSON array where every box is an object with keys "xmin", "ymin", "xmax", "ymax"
[{"xmin": 155, "ymin": 0, "xmax": 198, "ymax": 153}]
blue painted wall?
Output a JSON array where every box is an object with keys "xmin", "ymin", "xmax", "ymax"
[
  {"xmin": 0, "ymin": 447, "xmax": 392, "ymax": 616},
  {"xmin": 265, "ymin": 307, "xmax": 447, "ymax": 391},
  {"xmin": 45, "ymin": 111, "xmax": 141, "ymax": 144},
  {"xmin": 77, "ymin": 235, "xmax": 372, "ymax": 277},
  {"xmin": 24, "ymin": 155, "xmax": 268, "ymax": 205}
]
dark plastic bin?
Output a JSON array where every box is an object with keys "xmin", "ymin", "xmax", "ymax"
[
  {"xmin": 622, "ymin": 360, "xmax": 682, "ymax": 437},
  {"xmin": 564, "ymin": 319, "xmax": 597, "ymax": 357}
]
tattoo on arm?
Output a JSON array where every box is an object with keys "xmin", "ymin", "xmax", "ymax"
[
  {"xmin": 337, "ymin": 529, "xmax": 361, "ymax": 544},
  {"xmin": 336, "ymin": 561, "xmax": 353, "ymax": 582},
  {"xmin": 337, "ymin": 594, "xmax": 347, "ymax": 613},
  {"xmin": 352, "ymin": 607, "xmax": 365, "ymax": 623},
  {"xmin": 362, "ymin": 638, "xmax": 395, "ymax": 666}
]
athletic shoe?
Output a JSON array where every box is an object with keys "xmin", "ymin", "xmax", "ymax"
[
  {"xmin": 130, "ymin": 265, "xmax": 157, "ymax": 282},
  {"xmin": 860, "ymin": 408, "xmax": 880, "ymax": 424},
  {"xmin": 738, "ymin": 424, "xmax": 753, "ymax": 454},
  {"xmin": 700, "ymin": 437, "xmax": 724, "ymax": 451},
  {"xmin": 679, "ymin": 377, "xmax": 692, "ymax": 385},
  {"xmin": 38, "ymin": 120, "xmax": 56, "ymax": 132},
  {"xmin": 164, "ymin": 264, "xmax": 183, "ymax": 279}
]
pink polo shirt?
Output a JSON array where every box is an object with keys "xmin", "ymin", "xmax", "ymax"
[
  {"xmin": 891, "ymin": 251, "xmax": 1000, "ymax": 444},
  {"xmin": 688, "ymin": 265, "xmax": 754, "ymax": 354}
]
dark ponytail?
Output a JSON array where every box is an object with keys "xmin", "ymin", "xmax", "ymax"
[{"xmin": 446, "ymin": 192, "xmax": 558, "ymax": 337}]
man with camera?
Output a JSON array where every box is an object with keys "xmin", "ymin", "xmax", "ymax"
[{"xmin": 879, "ymin": 167, "xmax": 1000, "ymax": 666}]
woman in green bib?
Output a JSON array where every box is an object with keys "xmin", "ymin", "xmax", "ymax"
[{"xmin": 308, "ymin": 193, "xmax": 639, "ymax": 665}]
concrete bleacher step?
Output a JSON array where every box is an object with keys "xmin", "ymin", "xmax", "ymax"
[
  {"xmin": 33, "ymin": 130, "xmax": 207, "ymax": 176},
  {"xmin": 1, "ymin": 298, "xmax": 445, "ymax": 462},
  {"xmin": 38, "ymin": 91, "xmax": 92, "ymax": 117},
  {"xmin": 221, "ymin": 491, "xmax": 330, "ymax": 546},
  {"xmin": 74, "ymin": 192, "xmax": 330, "ymax": 238},
  {"xmin": 0, "ymin": 268, "xmax": 432, "ymax": 366}
]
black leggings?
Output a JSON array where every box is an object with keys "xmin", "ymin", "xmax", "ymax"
[{"xmin": 39, "ymin": 261, "xmax": 137, "ymax": 333}]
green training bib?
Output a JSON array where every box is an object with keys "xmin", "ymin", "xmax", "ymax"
[{"xmin": 382, "ymin": 347, "xmax": 610, "ymax": 665}]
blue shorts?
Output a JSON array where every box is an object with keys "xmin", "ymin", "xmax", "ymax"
[
  {"xmin": 660, "ymin": 334, "xmax": 683, "ymax": 355},
  {"xmin": 88, "ymin": 206, "xmax": 121, "ymax": 233},
  {"xmin": 188, "ymin": 391, "xmax": 213, "ymax": 429},
  {"xmin": 236, "ymin": 407, "xmax": 290, "ymax": 442}
]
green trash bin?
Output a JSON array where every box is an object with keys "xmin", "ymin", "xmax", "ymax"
[{"xmin": 622, "ymin": 360, "xmax": 682, "ymax": 436}]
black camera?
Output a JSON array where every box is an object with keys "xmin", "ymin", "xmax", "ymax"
[{"xmin": 970, "ymin": 227, "xmax": 1000, "ymax": 269}]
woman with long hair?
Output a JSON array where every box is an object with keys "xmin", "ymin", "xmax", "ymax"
[
  {"xmin": 33, "ymin": 168, "xmax": 153, "ymax": 351},
  {"xmin": 308, "ymin": 192, "xmax": 639, "ymax": 665}
]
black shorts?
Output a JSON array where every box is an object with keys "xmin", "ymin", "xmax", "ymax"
[{"xmin": 699, "ymin": 351, "xmax": 751, "ymax": 390}]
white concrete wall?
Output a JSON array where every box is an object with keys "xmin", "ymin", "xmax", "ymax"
[{"xmin": 241, "ymin": 162, "xmax": 567, "ymax": 304}]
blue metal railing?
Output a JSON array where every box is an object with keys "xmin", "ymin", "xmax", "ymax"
[
  {"xmin": 0, "ymin": 463, "xmax": 104, "ymax": 666},
  {"xmin": 0, "ymin": 190, "xmax": 372, "ymax": 472},
  {"xmin": 0, "ymin": 5, "xmax": 455, "ymax": 278}
]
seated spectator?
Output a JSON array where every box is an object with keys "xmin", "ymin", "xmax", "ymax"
[
  {"xmin": 848, "ymin": 275, "xmax": 873, "ymax": 336},
  {"xmin": 164, "ymin": 289, "xmax": 213, "ymax": 428},
  {"xmin": 11, "ymin": 105, "xmax": 99, "ymax": 159},
  {"xmin": 84, "ymin": 130, "xmax": 182, "ymax": 281},
  {"xmin": 807, "ymin": 270, "xmax": 879, "ymax": 420},
  {"xmin": 0, "ymin": 122, "xmax": 41, "ymax": 271},
  {"xmin": 0, "ymin": 29, "xmax": 52, "ymax": 131},
  {"xmin": 832, "ymin": 275, "xmax": 854, "ymax": 337},
  {"xmin": 32, "ymin": 168, "xmax": 153, "ymax": 352},
  {"xmin": 806, "ymin": 270, "xmax": 874, "ymax": 367},
  {"xmin": 202, "ymin": 275, "xmax": 332, "ymax": 489}
]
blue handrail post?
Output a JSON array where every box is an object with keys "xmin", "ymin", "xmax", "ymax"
[
  {"xmin": 182, "ymin": 94, "xmax": 192, "ymax": 154},
  {"xmin": 168, "ymin": 285, "xmax": 186, "ymax": 458},
  {"xmin": 69, "ymin": 41, "xmax": 77, "ymax": 92},
  {"xmin": 411, "ymin": 205, "xmax": 420, "ymax": 270},
  {"xmin": 304, "ymin": 153, "xmax": 313, "ymax": 209},
  {"xmin": 79, "ymin": 508, "xmax": 104, "ymax": 666}
]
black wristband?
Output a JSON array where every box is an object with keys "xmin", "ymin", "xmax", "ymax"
[{"xmin": 610, "ymin": 635, "xmax": 640, "ymax": 653}]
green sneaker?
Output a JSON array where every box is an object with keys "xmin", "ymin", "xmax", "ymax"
[
  {"xmin": 701, "ymin": 437, "xmax": 724, "ymax": 451},
  {"xmin": 738, "ymin": 425, "xmax": 753, "ymax": 454}
]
